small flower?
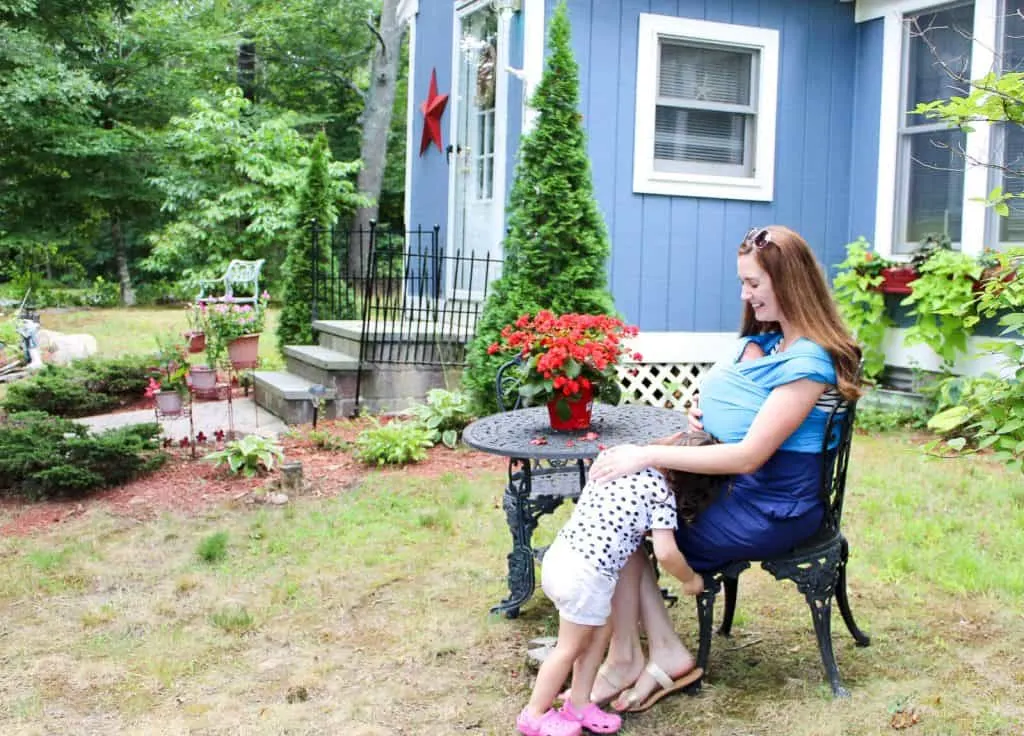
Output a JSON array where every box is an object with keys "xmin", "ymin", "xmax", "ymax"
[{"xmin": 196, "ymin": 431, "xmax": 207, "ymax": 444}]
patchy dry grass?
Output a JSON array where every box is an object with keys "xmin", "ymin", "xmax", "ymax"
[{"xmin": 0, "ymin": 433, "xmax": 1022, "ymax": 735}]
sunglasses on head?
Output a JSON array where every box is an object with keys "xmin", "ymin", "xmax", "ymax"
[{"xmin": 743, "ymin": 227, "xmax": 774, "ymax": 250}]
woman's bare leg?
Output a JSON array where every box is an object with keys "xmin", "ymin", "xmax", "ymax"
[
  {"xmin": 586, "ymin": 549, "xmax": 648, "ymax": 702},
  {"xmin": 610, "ymin": 551, "xmax": 696, "ymax": 711}
]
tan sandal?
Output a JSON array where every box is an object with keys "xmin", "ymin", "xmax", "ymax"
[
  {"xmin": 557, "ymin": 664, "xmax": 632, "ymax": 707},
  {"xmin": 614, "ymin": 662, "xmax": 702, "ymax": 713}
]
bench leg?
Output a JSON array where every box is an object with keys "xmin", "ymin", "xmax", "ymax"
[
  {"xmin": 836, "ymin": 537, "xmax": 871, "ymax": 647},
  {"xmin": 718, "ymin": 575, "xmax": 740, "ymax": 637},
  {"xmin": 693, "ymin": 575, "xmax": 720, "ymax": 688},
  {"xmin": 804, "ymin": 591, "xmax": 849, "ymax": 698}
]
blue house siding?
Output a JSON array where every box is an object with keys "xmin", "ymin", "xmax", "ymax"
[
  {"xmin": 847, "ymin": 17, "xmax": 884, "ymax": 250},
  {"xmin": 407, "ymin": 5, "xmax": 454, "ymax": 236},
  {"xmin": 566, "ymin": 0, "xmax": 863, "ymax": 332},
  {"xmin": 407, "ymin": 1, "xmax": 881, "ymax": 335}
]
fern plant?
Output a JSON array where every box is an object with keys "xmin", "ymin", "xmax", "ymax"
[{"xmin": 205, "ymin": 435, "xmax": 284, "ymax": 477}]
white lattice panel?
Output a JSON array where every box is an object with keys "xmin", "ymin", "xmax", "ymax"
[{"xmin": 615, "ymin": 362, "xmax": 714, "ymax": 412}]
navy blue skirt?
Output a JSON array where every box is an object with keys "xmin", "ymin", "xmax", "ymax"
[{"xmin": 676, "ymin": 450, "xmax": 825, "ymax": 572}]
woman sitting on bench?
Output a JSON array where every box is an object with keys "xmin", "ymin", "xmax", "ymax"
[{"xmin": 577, "ymin": 225, "xmax": 862, "ymax": 713}]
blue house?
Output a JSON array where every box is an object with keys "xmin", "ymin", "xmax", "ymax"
[{"xmin": 397, "ymin": 0, "xmax": 1020, "ymax": 389}]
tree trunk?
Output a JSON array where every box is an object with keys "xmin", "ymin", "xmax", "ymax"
[
  {"xmin": 349, "ymin": 0, "xmax": 405, "ymax": 281},
  {"xmin": 112, "ymin": 213, "xmax": 135, "ymax": 306}
]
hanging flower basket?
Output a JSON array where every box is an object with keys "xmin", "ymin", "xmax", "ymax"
[{"xmin": 227, "ymin": 333, "xmax": 260, "ymax": 370}]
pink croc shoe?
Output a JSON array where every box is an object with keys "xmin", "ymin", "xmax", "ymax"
[
  {"xmin": 560, "ymin": 701, "xmax": 622, "ymax": 734},
  {"xmin": 516, "ymin": 707, "xmax": 583, "ymax": 736}
]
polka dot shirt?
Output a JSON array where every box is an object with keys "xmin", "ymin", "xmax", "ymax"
[{"xmin": 557, "ymin": 467, "xmax": 678, "ymax": 581}]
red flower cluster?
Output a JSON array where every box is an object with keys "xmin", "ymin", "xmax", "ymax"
[{"xmin": 488, "ymin": 311, "xmax": 642, "ymax": 402}]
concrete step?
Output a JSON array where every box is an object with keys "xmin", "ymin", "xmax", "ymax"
[
  {"xmin": 283, "ymin": 344, "xmax": 359, "ymax": 371},
  {"xmin": 253, "ymin": 370, "xmax": 341, "ymax": 425},
  {"xmin": 312, "ymin": 320, "xmax": 362, "ymax": 356}
]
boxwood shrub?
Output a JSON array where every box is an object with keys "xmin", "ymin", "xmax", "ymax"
[{"xmin": 1, "ymin": 354, "xmax": 154, "ymax": 417}]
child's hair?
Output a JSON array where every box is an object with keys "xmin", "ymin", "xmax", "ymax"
[{"xmin": 657, "ymin": 430, "xmax": 726, "ymax": 525}]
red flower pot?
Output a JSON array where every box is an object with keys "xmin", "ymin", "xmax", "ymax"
[
  {"xmin": 227, "ymin": 333, "xmax": 260, "ymax": 370},
  {"xmin": 547, "ymin": 384, "xmax": 594, "ymax": 431},
  {"xmin": 877, "ymin": 267, "xmax": 918, "ymax": 295},
  {"xmin": 184, "ymin": 331, "xmax": 206, "ymax": 354}
]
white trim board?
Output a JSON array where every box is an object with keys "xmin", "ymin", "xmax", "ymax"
[
  {"xmin": 881, "ymin": 328, "xmax": 1020, "ymax": 378},
  {"xmin": 623, "ymin": 332, "xmax": 738, "ymax": 364},
  {"xmin": 521, "ymin": 0, "xmax": 545, "ymax": 134},
  {"xmin": 855, "ymin": 0, "xmax": 964, "ymax": 23}
]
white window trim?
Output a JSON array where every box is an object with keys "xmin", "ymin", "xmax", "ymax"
[
  {"xmin": 632, "ymin": 14, "xmax": 779, "ymax": 202},
  {"xmin": 872, "ymin": 0, "xmax": 999, "ymax": 259}
]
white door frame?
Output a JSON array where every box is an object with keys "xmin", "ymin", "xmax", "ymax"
[{"xmin": 445, "ymin": 0, "xmax": 513, "ymax": 302}]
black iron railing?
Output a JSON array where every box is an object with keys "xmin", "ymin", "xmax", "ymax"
[{"xmin": 310, "ymin": 221, "xmax": 503, "ymax": 369}]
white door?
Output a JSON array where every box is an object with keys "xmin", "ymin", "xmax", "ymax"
[{"xmin": 448, "ymin": 1, "xmax": 507, "ymax": 301}]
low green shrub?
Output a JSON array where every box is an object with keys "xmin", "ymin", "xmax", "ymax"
[
  {"xmin": 0, "ymin": 412, "xmax": 164, "ymax": 499},
  {"xmin": 409, "ymin": 389, "xmax": 475, "ymax": 448},
  {"xmin": 1, "ymin": 354, "xmax": 154, "ymax": 417},
  {"xmin": 204, "ymin": 435, "xmax": 284, "ymax": 477},
  {"xmin": 196, "ymin": 532, "xmax": 229, "ymax": 563},
  {"xmin": 354, "ymin": 419, "xmax": 433, "ymax": 465},
  {"xmin": 855, "ymin": 406, "xmax": 931, "ymax": 433}
]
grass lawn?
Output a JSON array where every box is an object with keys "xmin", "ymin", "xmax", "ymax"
[{"xmin": 0, "ymin": 429, "xmax": 1022, "ymax": 734}]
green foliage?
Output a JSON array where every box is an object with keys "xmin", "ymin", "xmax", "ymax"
[
  {"xmin": 1, "ymin": 354, "xmax": 154, "ymax": 417},
  {"xmin": 306, "ymin": 429, "xmax": 350, "ymax": 452},
  {"xmin": 196, "ymin": 531, "xmax": 229, "ymax": 564},
  {"xmin": 354, "ymin": 420, "xmax": 433, "ymax": 466},
  {"xmin": 462, "ymin": 1, "xmax": 616, "ymax": 414},
  {"xmin": 0, "ymin": 412, "xmax": 164, "ymax": 499},
  {"xmin": 831, "ymin": 238, "xmax": 893, "ymax": 380},
  {"xmin": 204, "ymin": 434, "xmax": 284, "ymax": 478},
  {"xmin": 0, "ymin": 317, "xmax": 18, "ymax": 351},
  {"xmin": 277, "ymin": 131, "xmax": 348, "ymax": 350},
  {"xmin": 855, "ymin": 406, "xmax": 931, "ymax": 433},
  {"xmin": 409, "ymin": 389, "xmax": 475, "ymax": 449},
  {"xmin": 209, "ymin": 605, "xmax": 254, "ymax": 635},
  {"xmin": 145, "ymin": 88, "xmax": 365, "ymax": 283},
  {"xmin": 900, "ymin": 250, "xmax": 982, "ymax": 368}
]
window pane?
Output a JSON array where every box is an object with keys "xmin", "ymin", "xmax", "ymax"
[
  {"xmin": 1002, "ymin": 0, "xmax": 1024, "ymax": 72},
  {"xmin": 905, "ymin": 4, "xmax": 974, "ymax": 126},
  {"xmin": 905, "ymin": 128, "xmax": 966, "ymax": 244},
  {"xmin": 999, "ymin": 124, "xmax": 1024, "ymax": 242},
  {"xmin": 655, "ymin": 106, "xmax": 747, "ymax": 166},
  {"xmin": 659, "ymin": 42, "xmax": 752, "ymax": 106}
]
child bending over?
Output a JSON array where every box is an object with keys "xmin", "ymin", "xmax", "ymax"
[{"xmin": 516, "ymin": 432, "xmax": 721, "ymax": 736}]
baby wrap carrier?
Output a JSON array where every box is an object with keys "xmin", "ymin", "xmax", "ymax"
[{"xmin": 676, "ymin": 334, "xmax": 840, "ymax": 570}]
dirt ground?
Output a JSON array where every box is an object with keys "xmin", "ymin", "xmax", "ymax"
[{"xmin": 0, "ymin": 417, "xmax": 507, "ymax": 538}]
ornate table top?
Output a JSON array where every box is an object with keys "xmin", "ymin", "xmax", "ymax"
[{"xmin": 462, "ymin": 404, "xmax": 689, "ymax": 461}]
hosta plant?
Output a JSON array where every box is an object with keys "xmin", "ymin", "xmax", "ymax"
[
  {"xmin": 354, "ymin": 420, "xmax": 433, "ymax": 466},
  {"xmin": 205, "ymin": 434, "xmax": 284, "ymax": 477},
  {"xmin": 409, "ymin": 389, "xmax": 475, "ymax": 448}
]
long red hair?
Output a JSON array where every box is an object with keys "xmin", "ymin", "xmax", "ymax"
[{"xmin": 738, "ymin": 226, "xmax": 862, "ymax": 400}]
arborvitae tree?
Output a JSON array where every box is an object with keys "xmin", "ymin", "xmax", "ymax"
[
  {"xmin": 277, "ymin": 131, "xmax": 336, "ymax": 350},
  {"xmin": 462, "ymin": 1, "xmax": 615, "ymax": 412}
]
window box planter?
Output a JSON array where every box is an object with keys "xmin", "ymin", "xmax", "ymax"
[{"xmin": 876, "ymin": 266, "xmax": 918, "ymax": 295}]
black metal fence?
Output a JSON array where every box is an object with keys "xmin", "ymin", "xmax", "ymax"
[{"xmin": 310, "ymin": 221, "xmax": 503, "ymax": 367}]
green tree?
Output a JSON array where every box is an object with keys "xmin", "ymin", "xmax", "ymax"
[
  {"xmin": 462, "ymin": 1, "xmax": 615, "ymax": 413},
  {"xmin": 277, "ymin": 131, "xmax": 352, "ymax": 350}
]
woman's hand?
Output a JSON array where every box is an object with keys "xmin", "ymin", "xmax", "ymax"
[
  {"xmin": 687, "ymin": 405, "xmax": 704, "ymax": 433},
  {"xmin": 681, "ymin": 574, "xmax": 704, "ymax": 596},
  {"xmin": 588, "ymin": 444, "xmax": 652, "ymax": 484}
]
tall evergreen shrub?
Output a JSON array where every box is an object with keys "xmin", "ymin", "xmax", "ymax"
[
  {"xmin": 463, "ymin": 1, "xmax": 615, "ymax": 412},
  {"xmin": 277, "ymin": 131, "xmax": 341, "ymax": 350}
]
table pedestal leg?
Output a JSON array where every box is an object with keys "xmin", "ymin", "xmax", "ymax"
[{"xmin": 492, "ymin": 460, "xmax": 564, "ymax": 618}]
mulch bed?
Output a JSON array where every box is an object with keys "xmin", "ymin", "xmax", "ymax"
[{"xmin": 0, "ymin": 417, "xmax": 506, "ymax": 538}]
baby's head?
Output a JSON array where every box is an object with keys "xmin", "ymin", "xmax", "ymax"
[{"xmin": 659, "ymin": 430, "xmax": 724, "ymax": 525}]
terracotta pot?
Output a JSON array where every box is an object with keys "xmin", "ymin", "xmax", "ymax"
[
  {"xmin": 189, "ymin": 365, "xmax": 217, "ymax": 392},
  {"xmin": 227, "ymin": 333, "xmax": 260, "ymax": 369},
  {"xmin": 546, "ymin": 384, "xmax": 594, "ymax": 431},
  {"xmin": 184, "ymin": 331, "xmax": 206, "ymax": 354},
  {"xmin": 154, "ymin": 390, "xmax": 184, "ymax": 416},
  {"xmin": 877, "ymin": 266, "xmax": 918, "ymax": 295}
]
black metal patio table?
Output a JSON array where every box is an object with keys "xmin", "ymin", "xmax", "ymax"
[{"xmin": 462, "ymin": 403, "xmax": 689, "ymax": 617}]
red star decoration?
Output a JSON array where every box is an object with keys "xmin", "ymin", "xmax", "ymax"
[{"xmin": 419, "ymin": 68, "xmax": 449, "ymax": 156}]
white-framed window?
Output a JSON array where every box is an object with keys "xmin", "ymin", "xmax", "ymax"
[
  {"xmin": 988, "ymin": 0, "xmax": 1024, "ymax": 248},
  {"xmin": 632, "ymin": 14, "xmax": 779, "ymax": 202},
  {"xmin": 895, "ymin": 2, "xmax": 974, "ymax": 253}
]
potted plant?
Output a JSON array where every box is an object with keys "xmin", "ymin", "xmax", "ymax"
[
  {"xmin": 148, "ymin": 333, "xmax": 191, "ymax": 415},
  {"xmin": 201, "ymin": 291, "xmax": 269, "ymax": 370},
  {"xmin": 183, "ymin": 303, "xmax": 206, "ymax": 353},
  {"xmin": 831, "ymin": 238, "xmax": 892, "ymax": 380},
  {"xmin": 487, "ymin": 311, "xmax": 642, "ymax": 430}
]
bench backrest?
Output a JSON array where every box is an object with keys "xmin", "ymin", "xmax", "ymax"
[
  {"xmin": 818, "ymin": 396, "xmax": 858, "ymax": 536},
  {"xmin": 495, "ymin": 357, "xmax": 526, "ymax": 412},
  {"xmin": 223, "ymin": 259, "xmax": 265, "ymax": 297}
]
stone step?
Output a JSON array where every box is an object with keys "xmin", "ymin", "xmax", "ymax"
[
  {"xmin": 283, "ymin": 344, "xmax": 359, "ymax": 371},
  {"xmin": 253, "ymin": 371, "xmax": 342, "ymax": 425}
]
